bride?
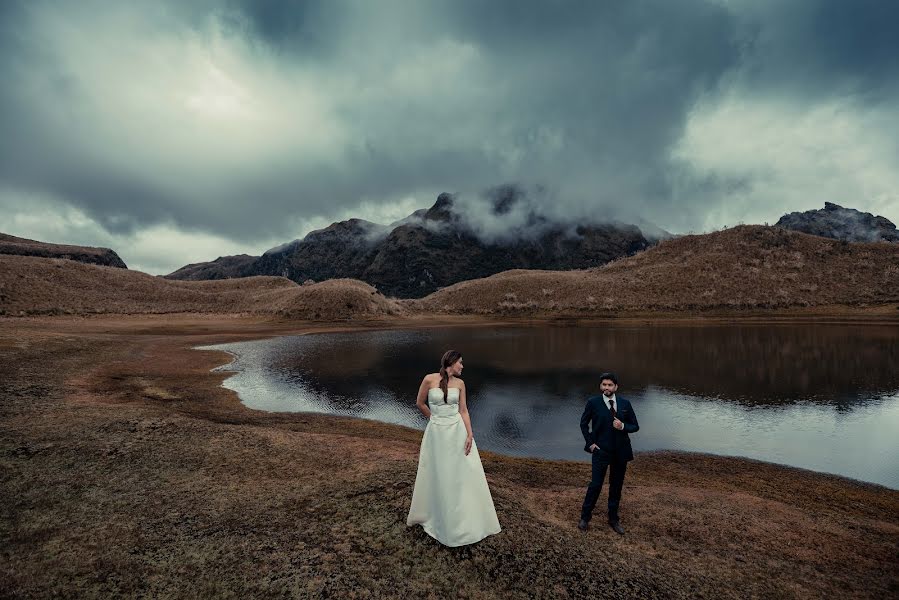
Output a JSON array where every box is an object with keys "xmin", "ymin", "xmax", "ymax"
[{"xmin": 406, "ymin": 350, "xmax": 501, "ymax": 546}]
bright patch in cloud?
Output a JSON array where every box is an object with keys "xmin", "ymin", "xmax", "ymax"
[{"xmin": 673, "ymin": 93, "xmax": 899, "ymax": 230}]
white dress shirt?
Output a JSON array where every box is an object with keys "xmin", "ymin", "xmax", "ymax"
[{"xmin": 604, "ymin": 394, "xmax": 617, "ymax": 412}]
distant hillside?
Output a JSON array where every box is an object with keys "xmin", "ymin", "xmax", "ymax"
[
  {"xmin": 0, "ymin": 233, "xmax": 127, "ymax": 268},
  {"xmin": 413, "ymin": 225, "xmax": 899, "ymax": 315},
  {"xmin": 165, "ymin": 191, "xmax": 659, "ymax": 298},
  {"xmin": 776, "ymin": 202, "xmax": 898, "ymax": 243},
  {"xmin": 165, "ymin": 254, "xmax": 259, "ymax": 280},
  {"xmin": 0, "ymin": 255, "xmax": 402, "ymax": 320},
  {"xmin": 4, "ymin": 226, "xmax": 897, "ymax": 319}
]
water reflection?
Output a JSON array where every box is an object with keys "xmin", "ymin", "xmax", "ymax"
[{"xmin": 200, "ymin": 324, "xmax": 899, "ymax": 488}]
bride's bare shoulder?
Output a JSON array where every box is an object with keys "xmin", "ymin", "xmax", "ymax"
[{"xmin": 422, "ymin": 373, "xmax": 440, "ymax": 384}]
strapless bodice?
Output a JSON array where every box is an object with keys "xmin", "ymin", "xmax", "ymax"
[
  {"xmin": 428, "ymin": 387, "xmax": 460, "ymax": 423},
  {"xmin": 428, "ymin": 386, "xmax": 460, "ymax": 405}
]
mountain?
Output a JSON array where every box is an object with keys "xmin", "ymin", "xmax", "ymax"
[
  {"xmin": 165, "ymin": 192, "xmax": 658, "ymax": 298},
  {"xmin": 776, "ymin": 202, "xmax": 898, "ymax": 243},
  {"xmin": 361, "ymin": 194, "xmax": 652, "ymax": 297},
  {"xmin": 164, "ymin": 254, "xmax": 259, "ymax": 280},
  {"xmin": 254, "ymin": 218, "xmax": 389, "ymax": 283},
  {"xmin": 0, "ymin": 233, "xmax": 127, "ymax": 268}
]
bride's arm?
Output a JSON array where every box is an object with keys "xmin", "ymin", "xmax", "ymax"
[
  {"xmin": 459, "ymin": 381, "xmax": 474, "ymax": 455},
  {"xmin": 415, "ymin": 376, "xmax": 431, "ymax": 419}
]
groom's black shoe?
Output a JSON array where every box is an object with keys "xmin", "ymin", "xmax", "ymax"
[
  {"xmin": 577, "ymin": 519, "xmax": 589, "ymax": 532},
  {"xmin": 608, "ymin": 520, "xmax": 625, "ymax": 535}
]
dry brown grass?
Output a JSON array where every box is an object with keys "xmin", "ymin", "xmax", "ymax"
[
  {"xmin": 0, "ymin": 255, "xmax": 403, "ymax": 319},
  {"xmin": 1, "ymin": 316, "xmax": 897, "ymax": 599},
  {"xmin": 413, "ymin": 225, "xmax": 899, "ymax": 315}
]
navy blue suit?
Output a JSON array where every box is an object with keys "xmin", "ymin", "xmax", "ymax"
[{"xmin": 579, "ymin": 394, "xmax": 639, "ymax": 522}]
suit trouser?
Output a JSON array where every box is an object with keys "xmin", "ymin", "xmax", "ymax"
[{"xmin": 580, "ymin": 450, "xmax": 628, "ymax": 522}]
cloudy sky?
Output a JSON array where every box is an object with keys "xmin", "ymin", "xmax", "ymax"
[{"xmin": 1, "ymin": 0, "xmax": 897, "ymax": 274}]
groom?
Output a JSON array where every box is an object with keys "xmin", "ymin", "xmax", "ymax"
[{"xmin": 578, "ymin": 372, "xmax": 639, "ymax": 535}]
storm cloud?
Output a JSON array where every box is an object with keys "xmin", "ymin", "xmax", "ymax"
[{"xmin": 1, "ymin": 0, "xmax": 897, "ymax": 273}]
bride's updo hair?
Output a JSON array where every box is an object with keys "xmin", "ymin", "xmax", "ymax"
[{"xmin": 439, "ymin": 350, "xmax": 462, "ymax": 403}]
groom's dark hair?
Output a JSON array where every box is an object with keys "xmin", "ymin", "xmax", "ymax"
[{"xmin": 599, "ymin": 372, "xmax": 618, "ymax": 385}]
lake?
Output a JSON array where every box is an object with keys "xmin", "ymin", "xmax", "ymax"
[{"xmin": 200, "ymin": 324, "xmax": 899, "ymax": 489}]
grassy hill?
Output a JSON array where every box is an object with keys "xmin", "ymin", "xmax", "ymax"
[
  {"xmin": 0, "ymin": 255, "xmax": 402, "ymax": 320},
  {"xmin": 413, "ymin": 225, "xmax": 899, "ymax": 315}
]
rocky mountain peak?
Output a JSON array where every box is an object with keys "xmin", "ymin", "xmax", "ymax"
[
  {"xmin": 423, "ymin": 193, "xmax": 457, "ymax": 223},
  {"xmin": 306, "ymin": 218, "xmax": 385, "ymax": 241},
  {"xmin": 776, "ymin": 203, "xmax": 898, "ymax": 243}
]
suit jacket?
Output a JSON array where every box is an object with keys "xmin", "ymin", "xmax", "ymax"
[{"xmin": 580, "ymin": 394, "xmax": 639, "ymax": 461}]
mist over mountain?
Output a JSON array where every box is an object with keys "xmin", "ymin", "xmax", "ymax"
[
  {"xmin": 166, "ymin": 187, "xmax": 660, "ymax": 298},
  {"xmin": 776, "ymin": 203, "xmax": 898, "ymax": 243}
]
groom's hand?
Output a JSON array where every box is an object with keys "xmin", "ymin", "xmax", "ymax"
[
  {"xmin": 589, "ymin": 444, "xmax": 598, "ymax": 452},
  {"xmin": 612, "ymin": 418, "xmax": 624, "ymax": 430}
]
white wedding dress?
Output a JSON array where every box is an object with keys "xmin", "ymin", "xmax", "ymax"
[{"xmin": 407, "ymin": 387, "xmax": 501, "ymax": 546}]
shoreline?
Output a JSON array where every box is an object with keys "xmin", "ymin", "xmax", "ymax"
[
  {"xmin": 199, "ymin": 323, "xmax": 899, "ymax": 491},
  {"xmin": 2, "ymin": 314, "xmax": 897, "ymax": 598},
  {"xmin": 0, "ymin": 301, "xmax": 899, "ymax": 330}
]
